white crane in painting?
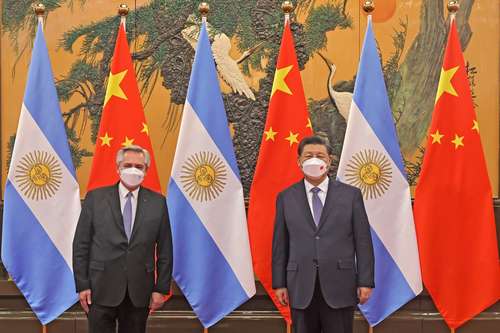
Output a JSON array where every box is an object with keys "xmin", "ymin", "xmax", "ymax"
[
  {"xmin": 317, "ymin": 52, "xmax": 353, "ymax": 120},
  {"xmin": 211, "ymin": 33, "xmax": 256, "ymax": 100},
  {"xmin": 181, "ymin": 19, "xmax": 259, "ymax": 100}
]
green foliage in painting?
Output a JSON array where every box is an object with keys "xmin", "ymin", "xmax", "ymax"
[{"xmin": 304, "ymin": 2, "xmax": 352, "ymax": 55}]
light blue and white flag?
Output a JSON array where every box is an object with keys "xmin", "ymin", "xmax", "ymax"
[
  {"xmin": 1, "ymin": 22, "xmax": 80, "ymax": 324},
  {"xmin": 166, "ymin": 20, "xmax": 255, "ymax": 328},
  {"xmin": 337, "ymin": 17, "xmax": 422, "ymax": 326}
]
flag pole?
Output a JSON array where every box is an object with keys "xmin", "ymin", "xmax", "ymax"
[
  {"xmin": 199, "ymin": 2, "xmax": 209, "ymax": 24},
  {"xmin": 32, "ymin": 2, "xmax": 48, "ymax": 328},
  {"xmin": 281, "ymin": 1, "xmax": 293, "ymax": 24},
  {"xmin": 362, "ymin": 4, "xmax": 375, "ymax": 333},
  {"xmin": 199, "ymin": 5, "xmax": 208, "ymax": 329},
  {"xmin": 199, "ymin": 3, "xmax": 210, "ymax": 329},
  {"xmin": 448, "ymin": 2, "xmax": 459, "ymax": 328},
  {"xmin": 447, "ymin": 1, "xmax": 460, "ymax": 24},
  {"xmin": 362, "ymin": 0, "xmax": 375, "ymax": 22},
  {"xmin": 446, "ymin": 4, "xmax": 459, "ymax": 332},
  {"xmin": 197, "ymin": 4, "xmax": 207, "ymax": 331},
  {"xmin": 362, "ymin": 3, "xmax": 375, "ymax": 333},
  {"xmin": 281, "ymin": 4, "xmax": 293, "ymax": 331},
  {"xmin": 33, "ymin": 3, "xmax": 45, "ymax": 29},
  {"xmin": 118, "ymin": 3, "xmax": 129, "ymax": 31}
]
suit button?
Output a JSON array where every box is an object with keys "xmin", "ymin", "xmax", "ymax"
[{"xmin": 315, "ymin": 236, "xmax": 320, "ymax": 240}]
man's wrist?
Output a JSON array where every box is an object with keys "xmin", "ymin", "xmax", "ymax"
[
  {"xmin": 153, "ymin": 286, "xmax": 169, "ymax": 295},
  {"xmin": 76, "ymin": 281, "xmax": 90, "ymax": 292}
]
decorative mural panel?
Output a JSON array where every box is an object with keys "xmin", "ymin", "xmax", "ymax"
[{"xmin": 1, "ymin": 0, "xmax": 498, "ymax": 198}]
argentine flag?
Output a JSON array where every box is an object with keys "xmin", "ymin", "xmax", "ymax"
[
  {"xmin": 166, "ymin": 20, "xmax": 256, "ymax": 327},
  {"xmin": 337, "ymin": 17, "xmax": 422, "ymax": 326},
  {"xmin": 1, "ymin": 22, "xmax": 80, "ymax": 324}
]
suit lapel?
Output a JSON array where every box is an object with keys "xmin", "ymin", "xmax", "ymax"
[
  {"xmin": 295, "ymin": 180, "xmax": 318, "ymax": 231},
  {"xmin": 108, "ymin": 183, "xmax": 127, "ymax": 239},
  {"xmin": 317, "ymin": 180, "xmax": 339, "ymax": 231},
  {"xmin": 130, "ymin": 187, "xmax": 147, "ymax": 243}
]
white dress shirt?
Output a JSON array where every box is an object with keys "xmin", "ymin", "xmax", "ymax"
[
  {"xmin": 304, "ymin": 177, "xmax": 329, "ymax": 218},
  {"xmin": 119, "ymin": 182, "xmax": 139, "ymax": 230}
]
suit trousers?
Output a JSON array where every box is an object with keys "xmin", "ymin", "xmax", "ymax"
[
  {"xmin": 291, "ymin": 275, "xmax": 354, "ymax": 333},
  {"xmin": 88, "ymin": 291, "xmax": 149, "ymax": 333}
]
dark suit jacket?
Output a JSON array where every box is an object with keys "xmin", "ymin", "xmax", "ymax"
[
  {"xmin": 272, "ymin": 179, "xmax": 374, "ymax": 309},
  {"xmin": 73, "ymin": 183, "xmax": 173, "ymax": 308}
]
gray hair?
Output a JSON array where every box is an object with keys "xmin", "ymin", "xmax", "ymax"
[{"xmin": 116, "ymin": 145, "xmax": 151, "ymax": 168}]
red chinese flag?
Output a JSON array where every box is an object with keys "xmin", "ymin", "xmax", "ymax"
[
  {"xmin": 414, "ymin": 19, "xmax": 500, "ymax": 329},
  {"xmin": 247, "ymin": 22, "xmax": 313, "ymax": 323},
  {"xmin": 88, "ymin": 23, "xmax": 161, "ymax": 193}
]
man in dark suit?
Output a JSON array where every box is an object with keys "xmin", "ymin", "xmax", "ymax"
[
  {"xmin": 272, "ymin": 135, "xmax": 374, "ymax": 333},
  {"xmin": 73, "ymin": 145, "xmax": 173, "ymax": 333}
]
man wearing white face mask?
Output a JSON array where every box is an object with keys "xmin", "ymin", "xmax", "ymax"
[
  {"xmin": 73, "ymin": 145, "xmax": 173, "ymax": 333},
  {"xmin": 272, "ymin": 135, "xmax": 374, "ymax": 333}
]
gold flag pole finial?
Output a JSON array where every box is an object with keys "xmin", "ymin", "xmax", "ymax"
[
  {"xmin": 282, "ymin": 1, "xmax": 294, "ymax": 14},
  {"xmin": 447, "ymin": 0, "xmax": 459, "ymax": 21},
  {"xmin": 118, "ymin": 4, "xmax": 129, "ymax": 29},
  {"xmin": 199, "ymin": 2, "xmax": 210, "ymax": 22},
  {"xmin": 282, "ymin": 1, "xmax": 294, "ymax": 22},
  {"xmin": 118, "ymin": 3, "xmax": 130, "ymax": 17},
  {"xmin": 447, "ymin": 1, "xmax": 460, "ymax": 14},
  {"xmin": 33, "ymin": 3, "xmax": 45, "ymax": 16},
  {"xmin": 33, "ymin": 3, "xmax": 45, "ymax": 26},
  {"xmin": 362, "ymin": 0, "xmax": 375, "ymax": 14}
]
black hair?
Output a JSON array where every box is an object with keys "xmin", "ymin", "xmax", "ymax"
[{"xmin": 297, "ymin": 135, "xmax": 333, "ymax": 156}]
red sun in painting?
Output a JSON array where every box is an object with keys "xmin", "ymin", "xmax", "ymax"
[{"xmin": 360, "ymin": 0, "xmax": 397, "ymax": 23}]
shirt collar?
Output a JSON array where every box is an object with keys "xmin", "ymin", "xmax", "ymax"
[
  {"xmin": 304, "ymin": 177, "xmax": 329, "ymax": 194},
  {"xmin": 119, "ymin": 182, "xmax": 140, "ymax": 199}
]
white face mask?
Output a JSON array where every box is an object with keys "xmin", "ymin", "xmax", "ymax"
[
  {"xmin": 302, "ymin": 158, "xmax": 328, "ymax": 178},
  {"xmin": 119, "ymin": 167, "xmax": 145, "ymax": 188}
]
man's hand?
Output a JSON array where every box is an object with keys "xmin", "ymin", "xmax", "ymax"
[
  {"xmin": 79, "ymin": 289, "xmax": 92, "ymax": 313},
  {"xmin": 274, "ymin": 288, "xmax": 289, "ymax": 306},
  {"xmin": 357, "ymin": 287, "xmax": 372, "ymax": 305},
  {"xmin": 149, "ymin": 292, "xmax": 166, "ymax": 312}
]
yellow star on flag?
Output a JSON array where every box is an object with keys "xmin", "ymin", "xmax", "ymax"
[
  {"xmin": 99, "ymin": 132, "xmax": 113, "ymax": 147},
  {"xmin": 306, "ymin": 118, "xmax": 313, "ymax": 129},
  {"xmin": 430, "ymin": 129, "xmax": 444, "ymax": 144},
  {"xmin": 271, "ymin": 65, "xmax": 293, "ymax": 98},
  {"xmin": 435, "ymin": 66, "xmax": 459, "ymax": 103},
  {"xmin": 472, "ymin": 120, "xmax": 479, "ymax": 132},
  {"xmin": 104, "ymin": 69, "xmax": 128, "ymax": 106},
  {"xmin": 451, "ymin": 134, "xmax": 464, "ymax": 149},
  {"xmin": 285, "ymin": 131, "xmax": 299, "ymax": 147},
  {"xmin": 141, "ymin": 123, "xmax": 150, "ymax": 136},
  {"xmin": 122, "ymin": 136, "xmax": 135, "ymax": 147},
  {"xmin": 264, "ymin": 127, "xmax": 278, "ymax": 141}
]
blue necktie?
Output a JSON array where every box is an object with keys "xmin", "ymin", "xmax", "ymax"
[
  {"xmin": 311, "ymin": 187, "xmax": 323, "ymax": 226},
  {"xmin": 123, "ymin": 192, "xmax": 133, "ymax": 241}
]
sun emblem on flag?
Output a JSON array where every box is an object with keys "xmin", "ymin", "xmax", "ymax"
[
  {"xmin": 344, "ymin": 149, "xmax": 392, "ymax": 200},
  {"xmin": 181, "ymin": 151, "xmax": 227, "ymax": 202},
  {"xmin": 14, "ymin": 151, "xmax": 62, "ymax": 201}
]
